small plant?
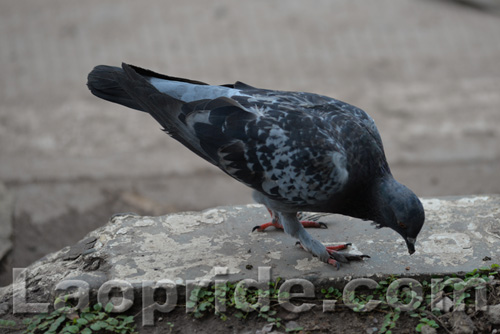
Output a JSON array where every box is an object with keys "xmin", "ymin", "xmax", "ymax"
[
  {"xmin": 22, "ymin": 302, "xmax": 137, "ymax": 334},
  {"xmin": 187, "ymin": 286, "xmax": 216, "ymax": 319},
  {"xmin": 379, "ymin": 309, "xmax": 400, "ymax": 334},
  {"xmin": 186, "ymin": 278, "xmax": 285, "ymax": 328},
  {"xmin": 320, "ymin": 286, "xmax": 342, "ymax": 300},
  {"xmin": 0, "ymin": 319, "xmax": 18, "ymax": 329},
  {"xmin": 415, "ymin": 317, "xmax": 439, "ymax": 332}
]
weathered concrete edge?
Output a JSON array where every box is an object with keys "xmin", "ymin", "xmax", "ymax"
[{"xmin": 1, "ymin": 194, "xmax": 499, "ymax": 308}]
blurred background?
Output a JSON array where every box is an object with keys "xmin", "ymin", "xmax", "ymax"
[{"xmin": 1, "ymin": 0, "xmax": 500, "ymax": 285}]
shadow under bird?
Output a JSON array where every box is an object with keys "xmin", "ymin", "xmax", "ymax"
[{"xmin": 87, "ymin": 63, "xmax": 425, "ymax": 269}]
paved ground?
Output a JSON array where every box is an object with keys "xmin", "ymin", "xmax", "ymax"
[{"xmin": 1, "ymin": 0, "xmax": 500, "ymax": 285}]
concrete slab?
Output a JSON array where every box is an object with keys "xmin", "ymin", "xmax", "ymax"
[
  {"xmin": 77, "ymin": 195, "xmax": 499, "ymax": 285},
  {"xmin": 2, "ymin": 194, "xmax": 499, "ymax": 308}
]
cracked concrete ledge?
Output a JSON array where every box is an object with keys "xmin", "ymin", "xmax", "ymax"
[{"xmin": 1, "ymin": 195, "xmax": 499, "ymax": 305}]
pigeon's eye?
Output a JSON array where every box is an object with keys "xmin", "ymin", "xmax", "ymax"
[{"xmin": 398, "ymin": 221, "xmax": 407, "ymax": 229}]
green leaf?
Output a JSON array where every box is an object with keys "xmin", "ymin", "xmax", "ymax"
[
  {"xmin": 104, "ymin": 302, "xmax": 114, "ymax": 313},
  {"xmin": 48, "ymin": 315, "xmax": 66, "ymax": 332},
  {"xmin": 65, "ymin": 325, "xmax": 80, "ymax": 333},
  {"xmin": 198, "ymin": 301, "xmax": 209, "ymax": 311},
  {"xmin": 0, "ymin": 319, "xmax": 17, "ymax": 327},
  {"xmin": 106, "ymin": 317, "xmax": 119, "ymax": 326},
  {"xmin": 260, "ymin": 305, "xmax": 270, "ymax": 313},
  {"xmin": 38, "ymin": 320, "xmax": 51, "ymax": 330},
  {"xmin": 81, "ymin": 328, "xmax": 92, "ymax": 334},
  {"xmin": 388, "ymin": 296, "xmax": 398, "ymax": 304},
  {"xmin": 93, "ymin": 303, "xmax": 103, "ymax": 311},
  {"xmin": 90, "ymin": 322, "xmax": 102, "ymax": 331},
  {"xmin": 122, "ymin": 315, "xmax": 134, "ymax": 324}
]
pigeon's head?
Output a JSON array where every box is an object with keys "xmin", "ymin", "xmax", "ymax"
[{"xmin": 375, "ymin": 177, "xmax": 425, "ymax": 255}]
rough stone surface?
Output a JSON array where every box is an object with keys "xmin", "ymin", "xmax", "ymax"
[
  {"xmin": 0, "ymin": 183, "xmax": 13, "ymax": 262},
  {"xmin": 486, "ymin": 303, "xmax": 500, "ymax": 325},
  {"xmin": 1, "ymin": 195, "xmax": 499, "ymax": 306},
  {"xmin": 420, "ymin": 325, "xmax": 438, "ymax": 334},
  {"xmin": 449, "ymin": 311, "xmax": 475, "ymax": 334}
]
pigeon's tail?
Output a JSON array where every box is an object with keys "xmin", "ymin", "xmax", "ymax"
[
  {"xmin": 96, "ymin": 63, "xmax": 218, "ymax": 165},
  {"xmin": 88, "ymin": 64, "xmax": 216, "ymax": 112},
  {"xmin": 87, "ymin": 63, "xmax": 251, "ymax": 166},
  {"xmin": 87, "ymin": 65, "xmax": 144, "ymax": 112}
]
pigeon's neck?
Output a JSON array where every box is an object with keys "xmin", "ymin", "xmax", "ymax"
[
  {"xmin": 371, "ymin": 176, "xmax": 412, "ymax": 227},
  {"xmin": 326, "ymin": 177, "xmax": 388, "ymax": 221}
]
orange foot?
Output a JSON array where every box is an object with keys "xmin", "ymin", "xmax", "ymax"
[{"xmin": 252, "ymin": 208, "xmax": 327, "ymax": 232}]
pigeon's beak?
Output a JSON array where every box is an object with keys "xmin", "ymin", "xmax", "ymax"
[{"xmin": 406, "ymin": 237, "xmax": 416, "ymax": 255}]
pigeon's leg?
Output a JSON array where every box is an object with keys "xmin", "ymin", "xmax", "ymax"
[
  {"xmin": 279, "ymin": 212, "xmax": 369, "ymax": 269},
  {"xmin": 252, "ymin": 208, "xmax": 327, "ymax": 232}
]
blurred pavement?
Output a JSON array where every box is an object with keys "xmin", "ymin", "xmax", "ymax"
[{"xmin": 1, "ymin": 0, "xmax": 500, "ymax": 284}]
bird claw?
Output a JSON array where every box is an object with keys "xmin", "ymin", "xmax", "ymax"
[
  {"xmin": 252, "ymin": 221, "xmax": 283, "ymax": 232},
  {"xmin": 252, "ymin": 220, "xmax": 326, "ymax": 232},
  {"xmin": 327, "ymin": 258, "xmax": 341, "ymax": 270},
  {"xmin": 295, "ymin": 241, "xmax": 370, "ymax": 268},
  {"xmin": 299, "ymin": 220, "xmax": 327, "ymax": 229},
  {"xmin": 327, "ymin": 251, "xmax": 370, "ymax": 269}
]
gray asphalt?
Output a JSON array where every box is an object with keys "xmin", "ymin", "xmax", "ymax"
[{"xmin": 1, "ymin": 0, "xmax": 500, "ymax": 285}]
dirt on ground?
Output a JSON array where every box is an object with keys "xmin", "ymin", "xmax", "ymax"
[{"xmin": 1, "ymin": 277, "xmax": 500, "ymax": 333}]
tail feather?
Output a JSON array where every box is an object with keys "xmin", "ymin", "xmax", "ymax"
[
  {"xmin": 87, "ymin": 65, "xmax": 144, "ymax": 111},
  {"xmin": 113, "ymin": 63, "xmax": 218, "ymax": 165},
  {"xmin": 87, "ymin": 63, "xmax": 239, "ymax": 167}
]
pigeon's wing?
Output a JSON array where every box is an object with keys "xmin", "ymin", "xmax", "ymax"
[
  {"xmin": 324, "ymin": 100, "xmax": 385, "ymax": 156},
  {"xmin": 186, "ymin": 99, "xmax": 350, "ymax": 206},
  {"xmin": 230, "ymin": 87, "xmax": 386, "ymax": 157},
  {"xmin": 115, "ymin": 64, "xmax": 349, "ymax": 206}
]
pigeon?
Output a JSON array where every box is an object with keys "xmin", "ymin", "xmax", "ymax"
[{"xmin": 87, "ymin": 63, "xmax": 425, "ymax": 268}]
